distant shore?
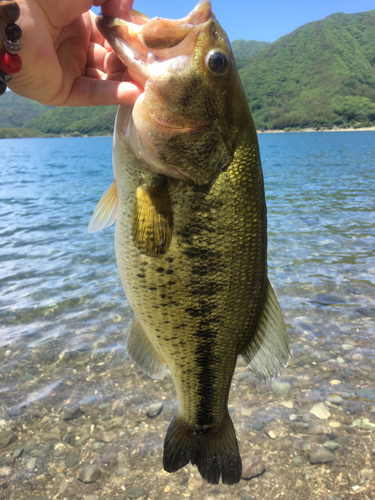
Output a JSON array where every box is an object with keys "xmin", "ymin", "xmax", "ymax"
[
  {"xmin": 1, "ymin": 126, "xmax": 375, "ymax": 139},
  {"xmin": 258, "ymin": 126, "xmax": 375, "ymax": 134}
]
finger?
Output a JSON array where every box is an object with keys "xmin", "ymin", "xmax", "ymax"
[
  {"xmin": 85, "ymin": 67, "xmax": 126, "ymax": 81},
  {"xmin": 65, "ymin": 76, "xmax": 143, "ymax": 106},
  {"xmin": 101, "ymin": 0, "xmax": 133, "ymax": 20},
  {"xmin": 85, "ymin": 66, "xmax": 133, "ymax": 81},
  {"xmin": 87, "ymin": 42, "xmax": 125, "ymax": 74}
]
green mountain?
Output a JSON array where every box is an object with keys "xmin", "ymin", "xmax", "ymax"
[
  {"xmin": 1, "ymin": 9, "xmax": 375, "ymax": 136},
  {"xmin": 0, "ymin": 91, "xmax": 51, "ymax": 128},
  {"xmin": 240, "ymin": 10, "xmax": 375, "ymax": 130},
  {"xmin": 0, "ymin": 91, "xmax": 117, "ymax": 136},
  {"xmin": 231, "ymin": 39, "xmax": 270, "ymax": 59},
  {"xmin": 24, "ymin": 105, "xmax": 117, "ymax": 136},
  {"xmin": 232, "ymin": 39, "xmax": 270, "ymax": 70}
]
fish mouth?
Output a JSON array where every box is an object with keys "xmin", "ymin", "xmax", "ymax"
[{"xmin": 96, "ymin": 0, "xmax": 213, "ymax": 87}]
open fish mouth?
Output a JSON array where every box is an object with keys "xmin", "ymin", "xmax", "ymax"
[
  {"xmin": 96, "ymin": 0, "xmax": 213, "ymax": 88},
  {"xmin": 97, "ymin": 0, "xmax": 236, "ymax": 185}
]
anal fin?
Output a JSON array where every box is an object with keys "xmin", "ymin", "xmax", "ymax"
[
  {"xmin": 241, "ymin": 280, "xmax": 290, "ymax": 383},
  {"xmin": 127, "ymin": 316, "xmax": 167, "ymax": 379},
  {"xmin": 88, "ymin": 180, "xmax": 118, "ymax": 233}
]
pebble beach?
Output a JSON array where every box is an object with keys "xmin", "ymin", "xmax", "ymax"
[{"xmin": 0, "ymin": 132, "xmax": 374, "ymax": 499}]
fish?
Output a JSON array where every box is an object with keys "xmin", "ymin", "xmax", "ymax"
[{"xmin": 89, "ymin": 0, "xmax": 290, "ymax": 485}]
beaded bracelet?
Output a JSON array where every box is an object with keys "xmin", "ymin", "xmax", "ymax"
[{"xmin": 0, "ymin": 0, "xmax": 22, "ymax": 96}]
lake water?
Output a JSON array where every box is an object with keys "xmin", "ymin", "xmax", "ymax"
[{"xmin": 0, "ymin": 132, "xmax": 374, "ymax": 499}]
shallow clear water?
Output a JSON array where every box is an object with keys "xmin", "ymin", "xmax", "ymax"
[{"xmin": 0, "ymin": 132, "xmax": 374, "ymax": 499}]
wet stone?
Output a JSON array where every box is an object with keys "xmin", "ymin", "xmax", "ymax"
[
  {"xmin": 258, "ymin": 384, "xmax": 272, "ymax": 394},
  {"xmin": 326, "ymin": 395, "xmax": 343, "ymax": 404},
  {"xmin": 63, "ymin": 407, "xmax": 84, "ymax": 421},
  {"xmin": 342, "ymin": 344, "xmax": 355, "ymax": 351},
  {"xmin": 360, "ymin": 468, "xmax": 374, "ymax": 480},
  {"xmin": 26, "ymin": 457, "xmax": 36, "ymax": 470},
  {"xmin": 360, "ymin": 418, "xmax": 375, "ymax": 430},
  {"xmin": 248, "ymin": 433, "xmax": 266, "ymax": 445},
  {"xmin": 240, "ymin": 494, "xmax": 256, "ymax": 500},
  {"xmin": 241, "ymin": 408, "xmax": 252, "ymax": 417},
  {"xmin": 125, "ymin": 486, "xmax": 147, "ymax": 498},
  {"xmin": 272, "ymin": 381, "xmax": 291, "ymax": 395},
  {"xmin": 234, "ymin": 372, "xmax": 249, "ymax": 382},
  {"xmin": 146, "ymin": 403, "xmax": 163, "ymax": 419},
  {"xmin": 248, "ymin": 420, "xmax": 264, "ymax": 431},
  {"xmin": 75, "ymin": 433, "xmax": 90, "ymax": 447},
  {"xmin": 300, "ymin": 442, "xmax": 311, "ymax": 452},
  {"xmin": 100, "ymin": 453, "xmax": 118, "ymax": 468},
  {"xmin": 78, "ymin": 465, "xmax": 101, "ymax": 483},
  {"xmin": 309, "ymin": 446, "xmax": 335, "ymax": 464},
  {"xmin": 292, "ymin": 455, "xmax": 303, "ymax": 466},
  {"xmin": 101, "ymin": 431, "xmax": 117, "ymax": 442},
  {"xmin": 307, "ymin": 421, "xmax": 323, "ymax": 434},
  {"xmin": 113, "ymin": 467, "xmax": 127, "ymax": 476},
  {"xmin": 323, "ymin": 440, "xmax": 340, "ymax": 451},
  {"xmin": 0, "ymin": 457, "xmax": 11, "ymax": 466},
  {"xmin": 355, "ymin": 388, "xmax": 375, "ymax": 400},
  {"xmin": 44, "ymin": 427, "xmax": 61, "ymax": 441},
  {"xmin": 8, "ymin": 405, "xmax": 22, "ymax": 417},
  {"xmin": 310, "ymin": 402, "xmax": 330, "ymax": 420},
  {"xmin": 242, "ymin": 455, "xmax": 266, "ymax": 480},
  {"xmin": 65, "ymin": 452, "xmax": 80, "ymax": 468},
  {"xmin": 336, "ymin": 436, "xmax": 349, "ymax": 446},
  {"xmin": 129, "ymin": 395, "xmax": 144, "ymax": 405},
  {"xmin": 24, "ymin": 443, "xmax": 36, "ymax": 454},
  {"xmin": 0, "ymin": 431, "xmax": 17, "ymax": 450},
  {"xmin": 346, "ymin": 400, "xmax": 364, "ymax": 413}
]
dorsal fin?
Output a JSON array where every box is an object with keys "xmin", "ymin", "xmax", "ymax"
[
  {"xmin": 127, "ymin": 316, "xmax": 167, "ymax": 379},
  {"xmin": 241, "ymin": 280, "xmax": 290, "ymax": 383},
  {"xmin": 88, "ymin": 180, "xmax": 118, "ymax": 233}
]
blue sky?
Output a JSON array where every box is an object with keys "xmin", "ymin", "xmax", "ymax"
[{"xmin": 91, "ymin": 0, "xmax": 375, "ymax": 43}]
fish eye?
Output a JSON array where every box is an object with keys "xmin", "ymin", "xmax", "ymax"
[{"xmin": 206, "ymin": 50, "xmax": 229, "ymax": 76}]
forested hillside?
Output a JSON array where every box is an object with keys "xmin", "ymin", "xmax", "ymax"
[
  {"xmin": 239, "ymin": 10, "xmax": 375, "ymax": 130},
  {"xmin": 1, "ymin": 9, "xmax": 374, "ymax": 136}
]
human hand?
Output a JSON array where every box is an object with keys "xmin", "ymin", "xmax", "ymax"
[{"xmin": 2, "ymin": 0, "xmax": 142, "ymax": 106}]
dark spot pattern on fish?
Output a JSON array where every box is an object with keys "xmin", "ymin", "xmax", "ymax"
[{"xmin": 190, "ymin": 281, "xmax": 221, "ymax": 297}]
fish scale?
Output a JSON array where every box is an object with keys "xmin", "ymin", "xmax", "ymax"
[
  {"xmin": 91, "ymin": 0, "xmax": 290, "ymax": 485},
  {"xmin": 116, "ymin": 138, "xmax": 266, "ymax": 428}
]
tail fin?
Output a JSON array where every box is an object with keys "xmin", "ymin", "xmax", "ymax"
[{"xmin": 163, "ymin": 413, "xmax": 242, "ymax": 485}]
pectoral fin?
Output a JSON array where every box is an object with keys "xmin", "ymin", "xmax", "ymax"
[
  {"xmin": 241, "ymin": 280, "xmax": 290, "ymax": 383},
  {"xmin": 132, "ymin": 176, "xmax": 173, "ymax": 257},
  {"xmin": 88, "ymin": 180, "xmax": 118, "ymax": 233},
  {"xmin": 127, "ymin": 316, "xmax": 167, "ymax": 379}
]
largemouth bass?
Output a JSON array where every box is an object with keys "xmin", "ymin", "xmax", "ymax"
[{"xmin": 90, "ymin": 0, "xmax": 290, "ymax": 485}]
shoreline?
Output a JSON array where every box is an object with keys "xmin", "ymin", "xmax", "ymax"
[
  {"xmin": 1, "ymin": 127, "xmax": 375, "ymax": 139},
  {"xmin": 257, "ymin": 126, "xmax": 375, "ymax": 134}
]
